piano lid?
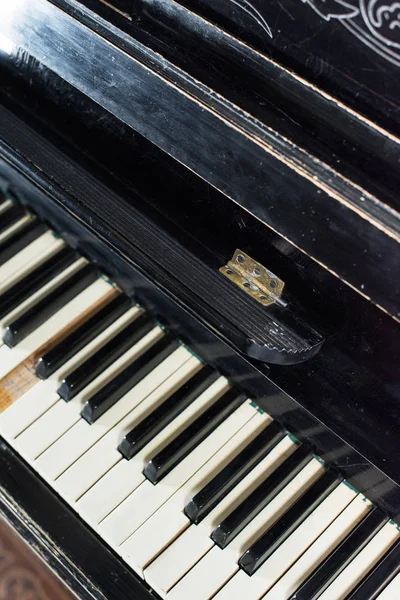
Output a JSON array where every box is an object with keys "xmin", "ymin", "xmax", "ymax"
[
  {"xmin": 168, "ymin": 0, "xmax": 400, "ymax": 137},
  {"xmin": 0, "ymin": 0, "xmax": 399, "ymax": 321}
]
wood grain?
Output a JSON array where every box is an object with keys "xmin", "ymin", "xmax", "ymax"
[{"xmin": 0, "ymin": 286, "xmax": 119, "ymax": 413}]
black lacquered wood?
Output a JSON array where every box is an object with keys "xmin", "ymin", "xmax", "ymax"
[
  {"xmin": 185, "ymin": 420, "xmax": 285, "ymax": 524},
  {"xmin": 239, "ymin": 468, "xmax": 342, "ymax": 576},
  {"xmin": 144, "ymin": 388, "xmax": 246, "ymax": 484},
  {"xmin": 81, "ymin": 334, "xmax": 179, "ymax": 424},
  {"xmin": 344, "ymin": 537, "xmax": 400, "ymax": 600},
  {"xmin": 3, "ymin": 263, "xmax": 97, "ymax": 347},
  {"xmin": 0, "ymin": 246, "xmax": 77, "ymax": 320},
  {"xmin": 57, "ymin": 311, "xmax": 153, "ymax": 402},
  {"xmin": 0, "ymin": 203, "xmax": 25, "ymax": 234},
  {"xmin": 0, "ymin": 217, "xmax": 46, "ymax": 266},
  {"xmin": 118, "ymin": 365, "xmax": 218, "ymax": 460},
  {"xmin": 292, "ymin": 507, "xmax": 387, "ymax": 600},
  {"xmin": 36, "ymin": 292, "xmax": 131, "ymax": 379},
  {"xmin": 212, "ymin": 444, "xmax": 312, "ymax": 548}
]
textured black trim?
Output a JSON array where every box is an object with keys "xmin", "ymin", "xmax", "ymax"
[{"xmin": 0, "ymin": 104, "xmax": 324, "ymax": 364}]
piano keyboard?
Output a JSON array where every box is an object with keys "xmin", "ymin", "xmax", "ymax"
[{"xmin": 0, "ymin": 200, "xmax": 399, "ymax": 600}]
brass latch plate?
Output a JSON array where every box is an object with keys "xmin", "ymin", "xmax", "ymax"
[{"xmin": 219, "ymin": 249, "xmax": 285, "ymax": 306}]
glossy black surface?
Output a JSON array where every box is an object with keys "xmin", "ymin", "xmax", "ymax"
[
  {"xmin": 2, "ymin": 1, "xmax": 399, "ymax": 318},
  {"xmin": 3, "ymin": 263, "xmax": 97, "ymax": 347},
  {"xmin": 0, "ymin": 0, "xmax": 399, "ymax": 591},
  {"xmin": 0, "ymin": 3, "xmax": 399, "ymax": 598},
  {"xmin": 293, "ymin": 506, "xmax": 387, "ymax": 599},
  {"xmin": 212, "ymin": 445, "xmax": 312, "ymax": 548},
  {"xmin": 144, "ymin": 389, "xmax": 246, "ymax": 484},
  {"xmin": 81, "ymin": 334, "xmax": 178, "ymax": 424},
  {"xmin": 0, "ymin": 217, "xmax": 46, "ymax": 266},
  {"xmin": 173, "ymin": 0, "xmax": 400, "ymax": 137},
  {"xmin": 58, "ymin": 312, "xmax": 153, "ymax": 402},
  {"xmin": 239, "ymin": 468, "xmax": 341, "ymax": 575},
  {"xmin": 345, "ymin": 538, "xmax": 400, "ymax": 600},
  {"xmin": 185, "ymin": 420, "xmax": 284, "ymax": 524},
  {"xmin": 36, "ymin": 292, "xmax": 131, "ymax": 379},
  {"xmin": 0, "ymin": 246, "xmax": 77, "ymax": 320},
  {"xmin": 0, "ymin": 202, "xmax": 25, "ymax": 234},
  {"xmin": 118, "ymin": 365, "xmax": 219, "ymax": 460},
  {"xmin": 0, "ymin": 76, "xmax": 386, "ymax": 335},
  {"xmin": 74, "ymin": 0, "xmax": 400, "ymax": 214}
]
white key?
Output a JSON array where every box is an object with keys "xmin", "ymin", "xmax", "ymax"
[
  {"xmin": 120, "ymin": 412, "xmax": 270, "ymax": 572},
  {"xmin": 76, "ymin": 377, "xmax": 230, "ymax": 526},
  {"xmin": 99, "ymin": 401, "xmax": 258, "ymax": 549},
  {"xmin": 0, "ymin": 256, "xmax": 88, "ymax": 336},
  {"xmin": 55, "ymin": 356, "xmax": 202, "ymax": 503},
  {"xmin": 0, "ymin": 213, "xmax": 31, "ymax": 244},
  {"xmin": 0, "ymin": 305, "xmax": 141, "ymax": 440},
  {"xmin": 129, "ymin": 434, "xmax": 294, "ymax": 578},
  {"xmin": 376, "ymin": 573, "xmax": 400, "ymax": 599},
  {"xmin": 318, "ymin": 521, "xmax": 400, "ymax": 600},
  {"xmin": 0, "ymin": 230, "xmax": 62, "ymax": 292},
  {"xmin": 35, "ymin": 344, "xmax": 191, "ymax": 481},
  {"xmin": 261, "ymin": 494, "xmax": 372, "ymax": 600},
  {"xmin": 16, "ymin": 323, "xmax": 163, "ymax": 462},
  {"xmin": 0, "ymin": 384, "xmax": 59, "ymax": 442},
  {"xmin": 153, "ymin": 458, "xmax": 324, "ymax": 600},
  {"xmin": 213, "ymin": 484, "xmax": 357, "ymax": 600}
]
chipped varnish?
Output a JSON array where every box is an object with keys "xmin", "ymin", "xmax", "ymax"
[{"xmin": 0, "ymin": 286, "xmax": 119, "ymax": 412}]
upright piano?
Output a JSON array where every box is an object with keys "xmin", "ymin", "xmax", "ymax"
[{"xmin": 0, "ymin": 0, "xmax": 399, "ymax": 598}]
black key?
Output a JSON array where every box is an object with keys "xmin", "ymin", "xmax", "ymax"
[
  {"xmin": 0, "ymin": 194, "xmax": 6, "ymax": 208},
  {"xmin": 0, "ymin": 218, "xmax": 47, "ymax": 266},
  {"xmin": 212, "ymin": 444, "xmax": 312, "ymax": 549},
  {"xmin": 0, "ymin": 247, "xmax": 77, "ymax": 320},
  {"xmin": 239, "ymin": 468, "xmax": 342, "ymax": 576},
  {"xmin": 0, "ymin": 204, "xmax": 25, "ymax": 234},
  {"xmin": 36, "ymin": 293, "xmax": 132, "ymax": 379},
  {"xmin": 3, "ymin": 263, "xmax": 97, "ymax": 347},
  {"xmin": 81, "ymin": 334, "xmax": 179, "ymax": 424},
  {"xmin": 57, "ymin": 312, "xmax": 153, "ymax": 402},
  {"xmin": 118, "ymin": 365, "xmax": 219, "ymax": 460},
  {"xmin": 185, "ymin": 420, "xmax": 285, "ymax": 524},
  {"xmin": 144, "ymin": 388, "xmax": 246, "ymax": 485},
  {"xmin": 293, "ymin": 506, "xmax": 387, "ymax": 600},
  {"xmin": 344, "ymin": 537, "xmax": 400, "ymax": 600}
]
